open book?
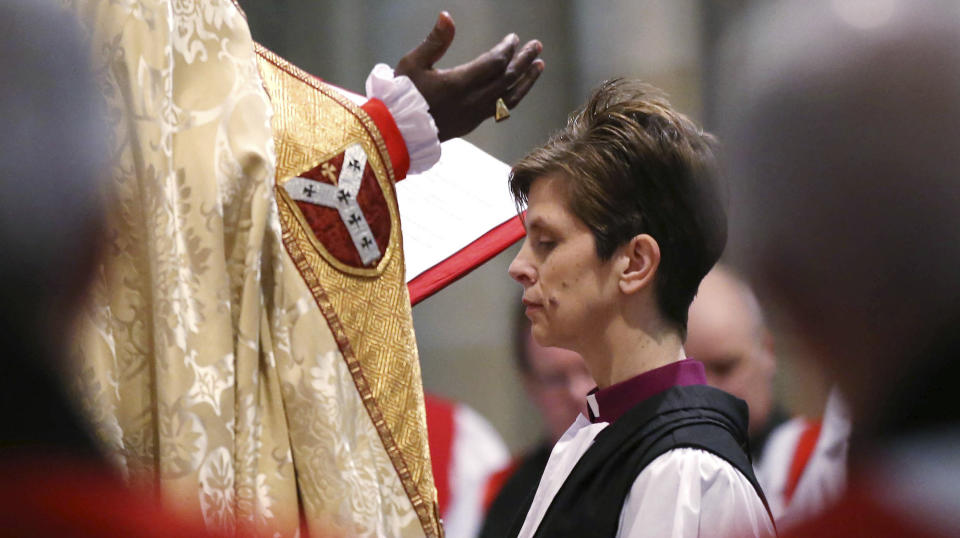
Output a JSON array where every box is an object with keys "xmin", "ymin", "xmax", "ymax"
[{"xmin": 397, "ymin": 138, "xmax": 525, "ymax": 305}]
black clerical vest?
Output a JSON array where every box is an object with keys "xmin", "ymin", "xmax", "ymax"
[{"xmin": 509, "ymin": 385, "xmax": 773, "ymax": 538}]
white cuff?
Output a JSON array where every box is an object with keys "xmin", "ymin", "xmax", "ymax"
[{"xmin": 366, "ymin": 63, "xmax": 441, "ymax": 174}]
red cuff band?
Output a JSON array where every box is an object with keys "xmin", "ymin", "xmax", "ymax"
[{"xmin": 361, "ymin": 97, "xmax": 411, "ymax": 181}]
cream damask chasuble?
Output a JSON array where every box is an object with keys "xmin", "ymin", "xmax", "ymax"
[{"xmin": 68, "ymin": 1, "xmax": 440, "ymax": 536}]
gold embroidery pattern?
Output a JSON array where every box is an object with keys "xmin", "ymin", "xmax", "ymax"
[{"xmin": 256, "ymin": 45, "xmax": 440, "ymax": 538}]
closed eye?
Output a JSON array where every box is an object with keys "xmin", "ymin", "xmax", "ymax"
[{"xmin": 535, "ymin": 239, "xmax": 555, "ymax": 251}]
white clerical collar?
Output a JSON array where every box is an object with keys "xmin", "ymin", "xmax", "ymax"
[{"xmin": 586, "ymin": 393, "xmax": 600, "ymax": 421}]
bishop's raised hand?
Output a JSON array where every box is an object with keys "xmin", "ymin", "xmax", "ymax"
[{"xmin": 396, "ymin": 11, "xmax": 545, "ymax": 141}]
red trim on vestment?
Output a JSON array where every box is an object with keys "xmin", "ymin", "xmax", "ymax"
[
  {"xmin": 785, "ymin": 419, "xmax": 822, "ymax": 504},
  {"xmin": 425, "ymin": 394, "xmax": 456, "ymax": 518},
  {"xmin": 361, "ymin": 98, "xmax": 410, "ymax": 181},
  {"xmin": 407, "ymin": 214, "xmax": 526, "ymax": 306}
]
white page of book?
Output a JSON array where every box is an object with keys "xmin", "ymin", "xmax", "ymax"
[{"xmin": 396, "ymin": 138, "xmax": 523, "ymax": 283}]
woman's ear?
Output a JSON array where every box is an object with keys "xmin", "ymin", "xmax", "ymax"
[{"xmin": 619, "ymin": 234, "xmax": 660, "ymax": 295}]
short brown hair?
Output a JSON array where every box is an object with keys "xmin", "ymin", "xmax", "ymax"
[{"xmin": 509, "ymin": 79, "xmax": 726, "ymax": 334}]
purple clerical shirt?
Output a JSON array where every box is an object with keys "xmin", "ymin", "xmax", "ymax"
[{"xmin": 585, "ymin": 359, "xmax": 707, "ymax": 424}]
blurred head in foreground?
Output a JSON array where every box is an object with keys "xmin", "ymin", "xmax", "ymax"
[
  {"xmin": 719, "ymin": 0, "xmax": 960, "ymax": 439},
  {"xmin": 1, "ymin": 0, "xmax": 107, "ymax": 454},
  {"xmin": 686, "ymin": 265, "xmax": 775, "ymax": 437}
]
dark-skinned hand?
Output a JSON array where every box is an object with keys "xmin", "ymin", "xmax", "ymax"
[{"xmin": 395, "ymin": 11, "xmax": 544, "ymax": 141}]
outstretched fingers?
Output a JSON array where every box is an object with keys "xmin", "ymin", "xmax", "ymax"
[
  {"xmin": 452, "ymin": 37, "xmax": 544, "ymax": 107},
  {"xmin": 503, "ymin": 58, "xmax": 545, "ymax": 109},
  {"xmin": 503, "ymin": 40, "xmax": 543, "ymax": 89},
  {"xmin": 456, "ymin": 33, "xmax": 521, "ymax": 86},
  {"xmin": 472, "ymin": 39, "xmax": 544, "ymax": 111}
]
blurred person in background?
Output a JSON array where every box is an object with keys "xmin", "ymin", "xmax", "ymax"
[
  {"xmin": 758, "ymin": 387, "xmax": 850, "ymax": 530},
  {"xmin": 686, "ymin": 264, "xmax": 850, "ymax": 528},
  {"xmin": 686, "ymin": 265, "xmax": 782, "ymax": 461},
  {"xmin": 720, "ymin": 0, "xmax": 960, "ymax": 534},
  {"xmin": 479, "ymin": 305, "xmax": 593, "ymax": 538},
  {"xmin": 424, "ymin": 392, "xmax": 509, "ymax": 538}
]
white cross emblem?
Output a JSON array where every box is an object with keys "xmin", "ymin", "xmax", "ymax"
[{"xmin": 284, "ymin": 143, "xmax": 382, "ymax": 266}]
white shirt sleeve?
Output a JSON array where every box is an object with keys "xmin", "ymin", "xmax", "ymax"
[
  {"xmin": 780, "ymin": 388, "xmax": 850, "ymax": 529},
  {"xmin": 365, "ymin": 64, "xmax": 441, "ymax": 174},
  {"xmin": 755, "ymin": 417, "xmax": 808, "ymax": 520},
  {"xmin": 618, "ymin": 448, "xmax": 775, "ymax": 538}
]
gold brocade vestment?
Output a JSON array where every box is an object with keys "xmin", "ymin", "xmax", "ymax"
[{"xmin": 68, "ymin": 1, "xmax": 440, "ymax": 536}]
